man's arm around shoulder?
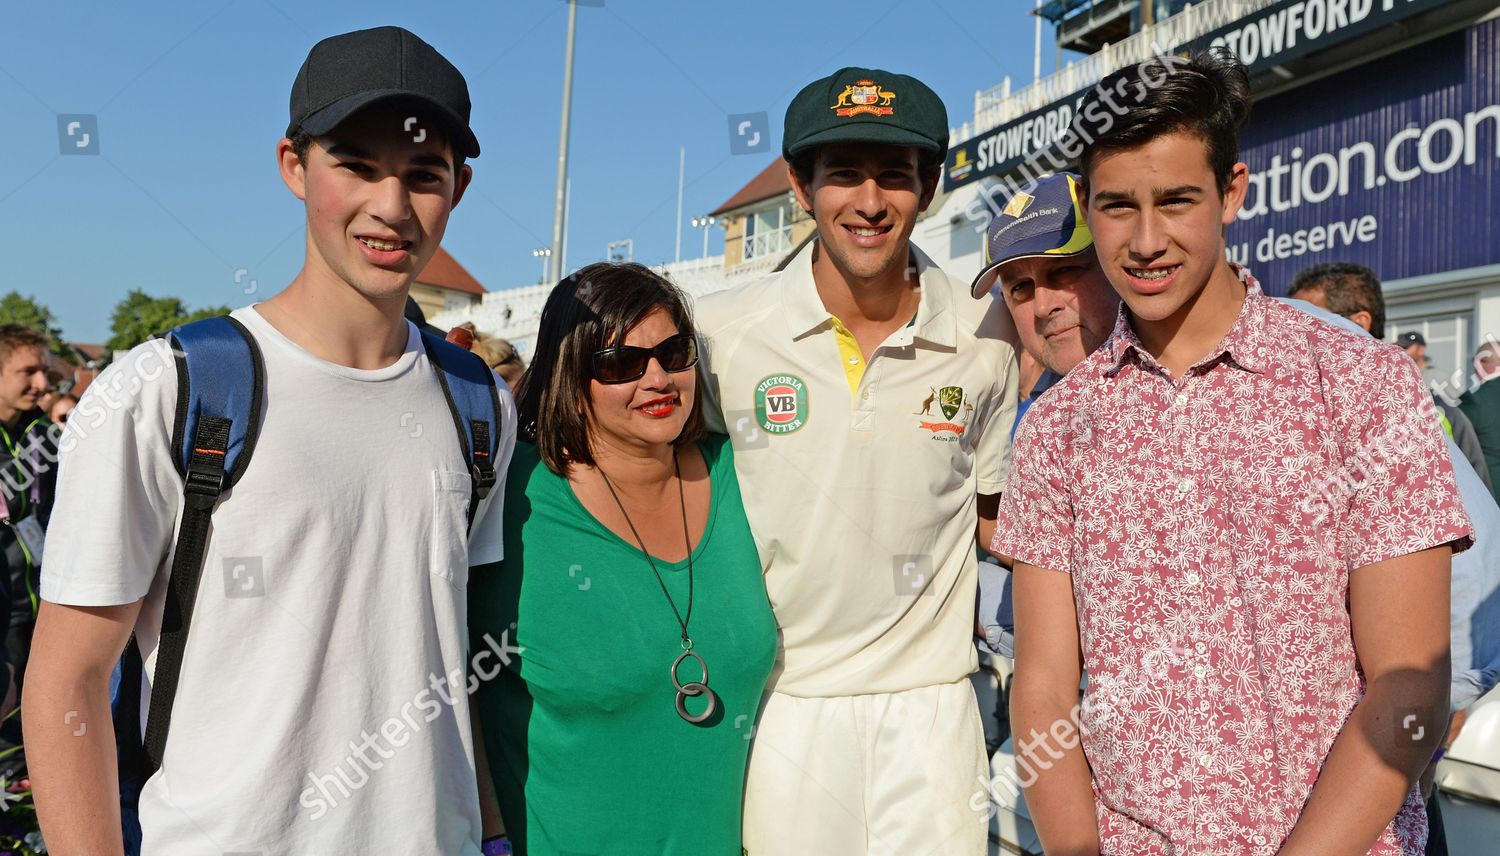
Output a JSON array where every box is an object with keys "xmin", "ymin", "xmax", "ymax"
[{"xmin": 24, "ymin": 598, "xmax": 142, "ymax": 856}]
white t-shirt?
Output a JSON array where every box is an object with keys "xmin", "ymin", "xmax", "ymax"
[{"xmin": 42, "ymin": 306, "xmax": 516, "ymax": 855}]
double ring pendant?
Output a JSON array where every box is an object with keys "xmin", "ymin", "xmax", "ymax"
[
  {"xmin": 597, "ymin": 456, "xmax": 717, "ymax": 726},
  {"xmin": 671, "ymin": 639, "xmax": 717, "ymax": 724}
]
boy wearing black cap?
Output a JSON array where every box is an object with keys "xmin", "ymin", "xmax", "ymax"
[
  {"xmin": 695, "ymin": 68, "xmax": 1018, "ymax": 853},
  {"xmin": 25, "ymin": 27, "xmax": 515, "ymax": 855}
]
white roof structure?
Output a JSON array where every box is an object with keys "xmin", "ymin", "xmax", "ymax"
[{"xmin": 429, "ymin": 253, "xmax": 784, "ymax": 358}]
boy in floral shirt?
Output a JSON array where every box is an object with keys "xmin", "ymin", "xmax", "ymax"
[{"xmin": 995, "ymin": 50, "xmax": 1471, "ymax": 855}]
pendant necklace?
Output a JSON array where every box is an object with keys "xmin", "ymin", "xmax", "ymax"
[{"xmin": 599, "ymin": 451, "xmax": 717, "ymax": 724}]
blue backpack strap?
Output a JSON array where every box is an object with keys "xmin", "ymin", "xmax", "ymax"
[
  {"xmin": 117, "ymin": 315, "xmax": 264, "ymax": 777},
  {"xmin": 168, "ymin": 316, "xmax": 265, "ymax": 485},
  {"xmin": 420, "ymin": 331, "xmax": 502, "ymax": 530}
]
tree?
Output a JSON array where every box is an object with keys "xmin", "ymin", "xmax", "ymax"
[
  {"xmin": 0, "ymin": 292, "xmax": 68, "ymax": 356},
  {"xmin": 107, "ymin": 290, "xmax": 232, "ymax": 352}
]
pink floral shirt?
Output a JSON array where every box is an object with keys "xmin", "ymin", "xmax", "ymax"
[{"xmin": 993, "ymin": 269, "xmax": 1472, "ymax": 855}]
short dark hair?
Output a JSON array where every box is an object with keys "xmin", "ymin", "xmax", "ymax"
[
  {"xmin": 787, "ymin": 146, "xmax": 944, "ymax": 196},
  {"xmin": 288, "ymin": 127, "xmax": 315, "ymax": 163},
  {"xmin": 0, "ymin": 324, "xmax": 51, "ymax": 369},
  {"xmin": 1072, "ymin": 48, "xmax": 1251, "ymax": 194},
  {"xmin": 1288, "ymin": 262, "xmax": 1386, "ymax": 339},
  {"xmin": 288, "ymin": 122, "xmax": 467, "ymax": 174},
  {"xmin": 514, "ymin": 262, "xmax": 705, "ymax": 474}
]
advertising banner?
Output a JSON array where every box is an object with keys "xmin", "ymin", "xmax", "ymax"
[
  {"xmin": 943, "ymin": 0, "xmax": 1456, "ymax": 192},
  {"xmin": 1229, "ymin": 18, "xmax": 1500, "ymax": 292}
]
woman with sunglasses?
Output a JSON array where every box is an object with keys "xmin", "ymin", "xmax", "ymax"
[{"xmin": 468, "ymin": 263, "xmax": 776, "ymax": 856}]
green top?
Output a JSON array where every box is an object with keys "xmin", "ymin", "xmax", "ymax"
[
  {"xmin": 1460, "ymin": 379, "xmax": 1500, "ymax": 492},
  {"xmin": 470, "ymin": 434, "xmax": 777, "ymax": 856}
]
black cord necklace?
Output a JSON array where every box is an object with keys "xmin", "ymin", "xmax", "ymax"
[{"xmin": 599, "ymin": 451, "xmax": 717, "ymax": 724}]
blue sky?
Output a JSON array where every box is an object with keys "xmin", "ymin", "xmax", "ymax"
[{"xmin": 3, "ymin": 0, "xmax": 1067, "ymax": 343}]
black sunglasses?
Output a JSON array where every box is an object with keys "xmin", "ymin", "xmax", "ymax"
[{"xmin": 591, "ymin": 332, "xmax": 698, "ymax": 384}]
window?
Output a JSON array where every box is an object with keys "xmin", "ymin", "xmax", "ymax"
[
  {"xmin": 743, "ymin": 203, "xmax": 792, "ymax": 261},
  {"xmin": 1388, "ymin": 312, "xmax": 1472, "ymax": 396}
]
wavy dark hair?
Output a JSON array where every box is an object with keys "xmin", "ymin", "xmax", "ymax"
[
  {"xmin": 1073, "ymin": 48, "xmax": 1252, "ymax": 195},
  {"xmin": 514, "ymin": 262, "xmax": 705, "ymax": 474}
]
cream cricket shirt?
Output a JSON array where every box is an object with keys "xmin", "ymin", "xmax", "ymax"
[{"xmin": 695, "ymin": 240, "xmax": 1018, "ymax": 698}]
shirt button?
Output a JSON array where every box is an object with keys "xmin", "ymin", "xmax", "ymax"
[
  {"xmin": 1193, "ymin": 665, "xmax": 1207, "ymax": 678},
  {"xmin": 1199, "ymin": 754, "xmax": 1213, "ymax": 768},
  {"xmin": 1175, "ymin": 478, "xmax": 1194, "ymax": 494},
  {"xmin": 1173, "ymin": 393, "xmax": 1189, "ymax": 406},
  {"xmin": 862, "ymin": 390, "xmax": 870, "ymax": 400},
  {"xmin": 848, "ymin": 355, "xmax": 860, "ymax": 365},
  {"xmin": 1185, "ymin": 572, "xmax": 1200, "ymax": 585}
]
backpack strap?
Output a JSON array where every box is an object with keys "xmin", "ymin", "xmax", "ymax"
[
  {"xmin": 114, "ymin": 637, "xmax": 149, "ymax": 783},
  {"xmin": 420, "ymin": 331, "xmax": 502, "ymax": 530},
  {"xmin": 134, "ymin": 315, "xmax": 265, "ymax": 774}
]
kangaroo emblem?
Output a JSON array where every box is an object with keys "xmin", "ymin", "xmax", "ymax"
[
  {"xmin": 831, "ymin": 81, "xmax": 896, "ymax": 116},
  {"xmin": 915, "ymin": 386, "xmax": 938, "ymax": 415}
]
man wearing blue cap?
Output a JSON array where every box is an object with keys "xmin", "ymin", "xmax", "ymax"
[
  {"xmin": 695, "ymin": 67, "xmax": 1018, "ymax": 853},
  {"xmin": 970, "ymin": 172, "xmax": 1119, "ymax": 424},
  {"xmin": 970, "ymin": 172, "xmax": 1119, "ymax": 658},
  {"xmin": 26, "ymin": 27, "xmax": 516, "ymax": 855}
]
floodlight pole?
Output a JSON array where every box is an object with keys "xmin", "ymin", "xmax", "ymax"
[{"xmin": 549, "ymin": 0, "xmax": 579, "ymax": 282}]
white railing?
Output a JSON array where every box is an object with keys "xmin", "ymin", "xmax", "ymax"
[
  {"xmin": 652, "ymin": 254, "xmax": 724, "ymax": 277},
  {"xmin": 664, "ymin": 253, "xmax": 782, "ymax": 297},
  {"xmin": 743, "ymin": 226, "xmax": 794, "ymax": 261},
  {"xmin": 430, "ymin": 252, "xmax": 787, "ymax": 355},
  {"xmin": 966, "ymin": 0, "xmax": 1281, "ymax": 139}
]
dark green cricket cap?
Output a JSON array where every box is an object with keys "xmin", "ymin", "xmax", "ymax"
[{"xmin": 783, "ymin": 67, "xmax": 949, "ymax": 160}]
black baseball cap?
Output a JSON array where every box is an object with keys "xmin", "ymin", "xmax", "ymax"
[
  {"xmin": 783, "ymin": 67, "xmax": 948, "ymax": 160},
  {"xmin": 287, "ymin": 27, "xmax": 480, "ymax": 159},
  {"xmin": 1396, "ymin": 331, "xmax": 1427, "ymax": 348}
]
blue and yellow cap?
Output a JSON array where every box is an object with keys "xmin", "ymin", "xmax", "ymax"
[{"xmin": 970, "ymin": 173, "xmax": 1093, "ymax": 298}]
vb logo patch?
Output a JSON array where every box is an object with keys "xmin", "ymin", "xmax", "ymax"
[{"xmin": 754, "ymin": 374, "xmax": 809, "ymax": 434}]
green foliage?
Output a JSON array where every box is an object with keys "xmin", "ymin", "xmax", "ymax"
[
  {"xmin": 107, "ymin": 290, "xmax": 232, "ymax": 352},
  {"xmin": 0, "ymin": 293, "xmax": 67, "ymax": 358},
  {"xmin": 0, "ymin": 709, "xmax": 42, "ymax": 854}
]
